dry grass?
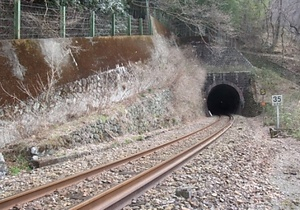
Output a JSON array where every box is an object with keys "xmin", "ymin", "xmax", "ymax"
[
  {"xmin": 0, "ymin": 30, "xmax": 207, "ymax": 148},
  {"xmin": 129, "ymin": 31, "xmax": 206, "ymax": 122},
  {"xmin": 253, "ymin": 67, "xmax": 300, "ymax": 139}
]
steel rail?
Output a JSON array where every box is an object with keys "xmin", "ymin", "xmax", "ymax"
[
  {"xmin": 70, "ymin": 116, "xmax": 234, "ymax": 210},
  {"xmin": 0, "ymin": 117, "xmax": 222, "ymax": 210}
]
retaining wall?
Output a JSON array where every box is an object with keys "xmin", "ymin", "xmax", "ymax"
[{"xmin": 0, "ymin": 36, "xmax": 154, "ymax": 105}]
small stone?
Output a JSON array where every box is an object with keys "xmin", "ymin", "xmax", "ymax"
[
  {"xmin": 33, "ymin": 102, "xmax": 40, "ymax": 111},
  {"xmin": 176, "ymin": 188, "xmax": 192, "ymax": 199},
  {"xmin": 86, "ymin": 177, "xmax": 93, "ymax": 182},
  {"xmin": 31, "ymin": 147, "xmax": 39, "ymax": 155},
  {"xmin": 292, "ymin": 199, "xmax": 300, "ymax": 206},
  {"xmin": 32, "ymin": 155, "xmax": 39, "ymax": 161},
  {"xmin": 0, "ymin": 153, "xmax": 8, "ymax": 177},
  {"xmin": 0, "ymin": 153, "xmax": 5, "ymax": 162},
  {"xmin": 165, "ymin": 205, "xmax": 174, "ymax": 210}
]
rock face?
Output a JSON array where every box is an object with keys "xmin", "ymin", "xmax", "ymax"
[{"xmin": 0, "ymin": 152, "xmax": 7, "ymax": 177}]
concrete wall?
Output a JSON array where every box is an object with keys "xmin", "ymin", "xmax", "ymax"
[{"xmin": 0, "ymin": 36, "xmax": 154, "ymax": 105}]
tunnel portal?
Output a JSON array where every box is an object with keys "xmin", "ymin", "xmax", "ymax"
[{"xmin": 207, "ymin": 84, "xmax": 241, "ymax": 115}]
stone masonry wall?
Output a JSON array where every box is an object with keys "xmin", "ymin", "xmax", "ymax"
[
  {"xmin": 1, "ymin": 87, "xmax": 177, "ymax": 169},
  {"xmin": 60, "ymin": 90, "xmax": 174, "ymax": 147},
  {"xmin": 204, "ymin": 72, "xmax": 262, "ymax": 117}
]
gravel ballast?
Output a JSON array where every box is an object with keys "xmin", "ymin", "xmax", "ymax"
[
  {"xmin": 125, "ymin": 116, "xmax": 300, "ymax": 210},
  {"xmin": 0, "ymin": 116, "xmax": 299, "ymax": 209}
]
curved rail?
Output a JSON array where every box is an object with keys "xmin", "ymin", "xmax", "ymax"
[
  {"xmin": 70, "ymin": 116, "xmax": 234, "ymax": 210},
  {"xmin": 0, "ymin": 117, "xmax": 223, "ymax": 210}
]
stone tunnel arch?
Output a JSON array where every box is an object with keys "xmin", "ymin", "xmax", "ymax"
[{"xmin": 205, "ymin": 81, "xmax": 244, "ymax": 116}]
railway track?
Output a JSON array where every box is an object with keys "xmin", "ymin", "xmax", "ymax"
[{"xmin": 0, "ymin": 115, "xmax": 233, "ymax": 210}]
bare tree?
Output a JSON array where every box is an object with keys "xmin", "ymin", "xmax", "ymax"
[
  {"xmin": 132, "ymin": 0, "xmax": 234, "ymax": 42},
  {"xmin": 270, "ymin": 0, "xmax": 283, "ymax": 51}
]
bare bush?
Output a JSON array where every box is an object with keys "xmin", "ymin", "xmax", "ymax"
[
  {"xmin": 128, "ymin": 28, "xmax": 206, "ymax": 122},
  {"xmin": 170, "ymin": 46, "xmax": 206, "ymax": 122},
  {"xmin": 0, "ymin": 27, "xmax": 207, "ymax": 147}
]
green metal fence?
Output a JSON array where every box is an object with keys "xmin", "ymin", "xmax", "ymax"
[{"xmin": 0, "ymin": 0, "xmax": 152, "ymax": 40}]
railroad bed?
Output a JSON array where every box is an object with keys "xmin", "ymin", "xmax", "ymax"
[
  {"xmin": 1, "ymin": 116, "xmax": 289, "ymax": 209},
  {"xmin": 0, "ymin": 116, "xmax": 233, "ymax": 209}
]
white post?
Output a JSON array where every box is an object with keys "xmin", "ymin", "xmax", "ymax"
[
  {"xmin": 272, "ymin": 95, "xmax": 282, "ymax": 130},
  {"xmin": 276, "ymin": 104, "xmax": 280, "ymax": 129}
]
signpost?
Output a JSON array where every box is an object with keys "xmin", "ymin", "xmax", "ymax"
[
  {"xmin": 260, "ymin": 89, "xmax": 266, "ymax": 96},
  {"xmin": 272, "ymin": 95, "xmax": 283, "ymax": 129}
]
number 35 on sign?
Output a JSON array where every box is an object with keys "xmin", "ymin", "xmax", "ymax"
[{"xmin": 272, "ymin": 95, "xmax": 283, "ymax": 106}]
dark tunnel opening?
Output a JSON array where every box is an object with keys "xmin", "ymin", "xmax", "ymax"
[{"xmin": 207, "ymin": 84, "xmax": 241, "ymax": 115}]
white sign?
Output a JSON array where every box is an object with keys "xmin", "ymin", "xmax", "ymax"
[{"xmin": 272, "ymin": 95, "xmax": 283, "ymax": 106}]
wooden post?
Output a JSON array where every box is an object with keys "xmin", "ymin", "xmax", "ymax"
[
  {"xmin": 111, "ymin": 13, "xmax": 115, "ymax": 36},
  {"xmin": 60, "ymin": 6, "xmax": 66, "ymax": 38},
  {"xmin": 139, "ymin": 18, "xmax": 143, "ymax": 35},
  {"xmin": 14, "ymin": 0, "xmax": 21, "ymax": 39},
  {"xmin": 127, "ymin": 15, "xmax": 131, "ymax": 36},
  {"xmin": 90, "ymin": 11, "xmax": 95, "ymax": 37}
]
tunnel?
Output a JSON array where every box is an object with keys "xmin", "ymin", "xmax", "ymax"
[{"xmin": 207, "ymin": 84, "xmax": 241, "ymax": 115}]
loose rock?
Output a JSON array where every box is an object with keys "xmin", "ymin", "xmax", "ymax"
[{"xmin": 0, "ymin": 152, "xmax": 7, "ymax": 177}]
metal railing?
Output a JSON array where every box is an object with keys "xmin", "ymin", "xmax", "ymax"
[{"xmin": 0, "ymin": 0, "xmax": 152, "ymax": 40}]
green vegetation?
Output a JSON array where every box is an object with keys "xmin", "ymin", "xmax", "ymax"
[
  {"xmin": 8, "ymin": 154, "xmax": 31, "ymax": 176},
  {"xmin": 9, "ymin": 166, "xmax": 22, "ymax": 176},
  {"xmin": 99, "ymin": 115, "xmax": 108, "ymax": 123},
  {"xmin": 253, "ymin": 64, "xmax": 300, "ymax": 140},
  {"xmin": 220, "ymin": 0, "xmax": 270, "ymax": 26},
  {"xmin": 125, "ymin": 138, "xmax": 132, "ymax": 144},
  {"xmin": 133, "ymin": 135, "xmax": 144, "ymax": 141}
]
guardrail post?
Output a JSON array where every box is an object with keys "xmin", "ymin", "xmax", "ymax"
[
  {"xmin": 111, "ymin": 13, "xmax": 115, "ymax": 36},
  {"xmin": 60, "ymin": 6, "xmax": 66, "ymax": 38},
  {"xmin": 127, "ymin": 15, "xmax": 131, "ymax": 36},
  {"xmin": 139, "ymin": 18, "xmax": 143, "ymax": 35},
  {"xmin": 90, "ymin": 10, "xmax": 95, "ymax": 37},
  {"xmin": 14, "ymin": 0, "xmax": 21, "ymax": 39}
]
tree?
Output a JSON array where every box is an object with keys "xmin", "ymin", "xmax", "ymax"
[
  {"xmin": 29, "ymin": 0, "xmax": 128, "ymax": 14},
  {"xmin": 147, "ymin": 0, "xmax": 235, "ymax": 41},
  {"xmin": 133, "ymin": 0, "xmax": 270, "ymax": 47},
  {"xmin": 269, "ymin": 0, "xmax": 282, "ymax": 51}
]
